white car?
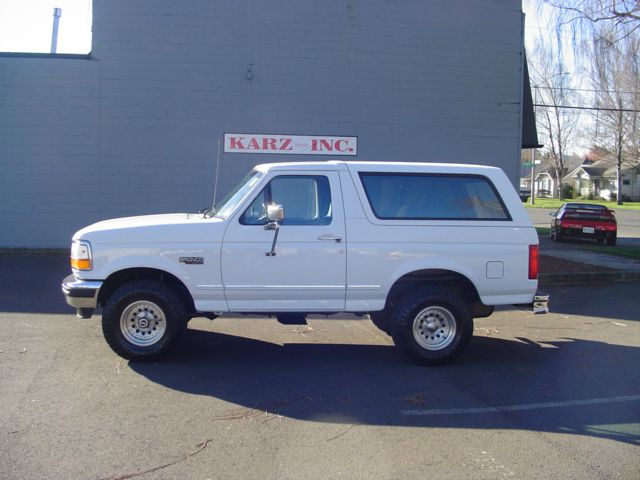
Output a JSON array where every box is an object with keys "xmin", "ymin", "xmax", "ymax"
[{"xmin": 62, "ymin": 161, "xmax": 548, "ymax": 365}]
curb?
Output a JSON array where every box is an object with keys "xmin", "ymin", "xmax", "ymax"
[
  {"xmin": 539, "ymin": 270, "xmax": 640, "ymax": 286},
  {"xmin": 0, "ymin": 248, "xmax": 67, "ymax": 255}
]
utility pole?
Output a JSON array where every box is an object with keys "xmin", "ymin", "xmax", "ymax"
[
  {"xmin": 530, "ymin": 85, "xmax": 538, "ymax": 205},
  {"xmin": 530, "ymin": 148, "xmax": 536, "ymax": 205}
]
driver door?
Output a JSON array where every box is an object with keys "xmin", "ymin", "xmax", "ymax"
[{"xmin": 221, "ymin": 171, "xmax": 346, "ymax": 312}]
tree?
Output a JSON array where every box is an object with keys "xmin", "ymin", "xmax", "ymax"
[
  {"xmin": 535, "ymin": 0, "xmax": 640, "ymax": 203},
  {"xmin": 591, "ymin": 27, "xmax": 640, "ymax": 203},
  {"xmin": 530, "ymin": 40, "xmax": 578, "ymax": 199},
  {"xmin": 542, "ymin": 0, "xmax": 639, "ymax": 44}
]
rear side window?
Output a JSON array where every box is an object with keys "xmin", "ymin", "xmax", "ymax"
[
  {"xmin": 241, "ymin": 175, "xmax": 332, "ymax": 226},
  {"xmin": 359, "ymin": 173, "xmax": 510, "ymax": 220}
]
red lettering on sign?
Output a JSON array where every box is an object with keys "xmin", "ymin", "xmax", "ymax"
[
  {"xmin": 263, "ymin": 138, "xmax": 277, "ymax": 150},
  {"xmin": 225, "ymin": 134, "xmax": 355, "ymax": 155},
  {"xmin": 229, "ymin": 136, "xmax": 245, "ymax": 150},
  {"xmin": 279, "ymin": 138, "xmax": 292, "ymax": 151},
  {"xmin": 335, "ymin": 139, "xmax": 348, "ymax": 152},
  {"xmin": 320, "ymin": 139, "xmax": 333, "ymax": 152}
]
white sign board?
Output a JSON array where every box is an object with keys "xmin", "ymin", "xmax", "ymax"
[{"xmin": 224, "ymin": 133, "xmax": 357, "ymax": 156}]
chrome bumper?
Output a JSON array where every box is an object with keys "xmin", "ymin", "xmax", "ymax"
[{"xmin": 61, "ymin": 275, "xmax": 103, "ymax": 318}]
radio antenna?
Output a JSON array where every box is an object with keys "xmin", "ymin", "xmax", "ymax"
[{"xmin": 211, "ymin": 138, "xmax": 221, "ymax": 212}]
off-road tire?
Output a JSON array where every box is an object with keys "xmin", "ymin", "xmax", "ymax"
[
  {"xmin": 389, "ymin": 287, "xmax": 473, "ymax": 366},
  {"xmin": 102, "ymin": 279, "xmax": 187, "ymax": 361}
]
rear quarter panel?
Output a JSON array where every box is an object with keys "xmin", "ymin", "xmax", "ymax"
[{"xmin": 341, "ymin": 164, "xmax": 538, "ymax": 311}]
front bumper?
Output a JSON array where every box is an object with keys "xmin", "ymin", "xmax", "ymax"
[{"xmin": 61, "ymin": 274, "xmax": 103, "ymax": 318}]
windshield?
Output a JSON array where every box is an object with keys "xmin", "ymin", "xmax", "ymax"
[{"xmin": 212, "ymin": 170, "xmax": 264, "ymax": 218}]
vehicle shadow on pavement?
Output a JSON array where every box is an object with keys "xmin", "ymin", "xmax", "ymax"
[{"xmin": 131, "ymin": 328, "xmax": 640, "ymax": 446}]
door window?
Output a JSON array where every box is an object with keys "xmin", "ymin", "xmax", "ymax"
[{"xmin": 240, "ymin": 175, "xmax": 332, "ymax": 226}]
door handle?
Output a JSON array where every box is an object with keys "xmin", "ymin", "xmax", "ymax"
[{"xmin": 317, "ymin": 234, "xmax": 342, "ymax": 242}]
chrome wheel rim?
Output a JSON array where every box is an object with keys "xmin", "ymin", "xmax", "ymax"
[
  {"xmin": 412, "ymin": 306, "xmax": 456, "ymax": 351},
  {"xmin": 120, "ymin": 301, "xmax": 166, "ymax": 347}
]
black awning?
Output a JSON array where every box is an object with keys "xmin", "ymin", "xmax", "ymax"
[{"xmin": 522, "ymin": 51, "xmax": 542, "ymax": 149}]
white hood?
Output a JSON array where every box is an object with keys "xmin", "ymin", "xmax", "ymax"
[{"xmin": 72, "ymin": 213, "xmax": 224, "ymax": 244}]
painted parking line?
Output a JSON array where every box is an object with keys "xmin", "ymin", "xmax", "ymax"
[{"xmin": 402, "ymin": 394, "xmax": 640, "ymax": 416}]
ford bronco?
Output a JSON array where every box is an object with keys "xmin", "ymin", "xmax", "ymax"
[{"xmin": 62, "ymin": 161, "xmax": 548, "ymax": 365}]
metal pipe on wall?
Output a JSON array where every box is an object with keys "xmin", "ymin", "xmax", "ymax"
[{"xmin": 51, "ymin": 8, "xmax": 62, "ymax": 54}]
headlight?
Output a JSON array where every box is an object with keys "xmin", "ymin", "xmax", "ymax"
[{"xmin": 70, "ymin": 240, "xmax": 93, "ymax": 270}]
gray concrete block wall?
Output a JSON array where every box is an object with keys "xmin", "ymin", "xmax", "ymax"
[{"xmin": 1, "ymin": 0, "xmax": 525, "ymax": 247}]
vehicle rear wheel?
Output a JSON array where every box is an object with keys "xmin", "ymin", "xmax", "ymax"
[
  {"xmin": 389, "ymin": 287, "xmax": 473, "ymax": 365},
  {"xmin": 606, "ymin": 234, "xmax": 617, "ymax": 246},
  {"xmin": 102, "ymin": 279, "xmax": 187, "ymax": 361}
]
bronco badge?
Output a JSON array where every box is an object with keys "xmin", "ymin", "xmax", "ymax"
[{"xmin": 179, "ymin": 257, "xmax": 204, "ymax": 265}]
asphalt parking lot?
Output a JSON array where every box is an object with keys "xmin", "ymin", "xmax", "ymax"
[{"xmin": 1, "ymin": 254, "xmax": 639, "ymax": 479}]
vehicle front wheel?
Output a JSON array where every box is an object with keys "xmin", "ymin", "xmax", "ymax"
[
  {"xmin": 102, "ymin": 279, "xmax": 187, "ymax": 361},
  {"xmin": 389, "ymin": 287, "xmax": 473, "ymax": 366}
]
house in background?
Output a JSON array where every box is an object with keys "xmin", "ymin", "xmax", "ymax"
[
  {"xmin": 520, "ymin": 154, "xmax": 582, "ymax": 199},
  {"xmin": 518, "ymin": 166, "xmax": 555, "ymax": 198},
  {"xmin": 564, "ymin": 159, "xmax": 640, "ymax": 201},
  {"xmin": 534, "ymin": 168, "xmax": 555, "ymax": 197}
]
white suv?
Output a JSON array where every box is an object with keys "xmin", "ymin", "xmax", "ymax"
[{"xmin": 62, "ymin": 161, "xmax": 547, "ymax": 365}]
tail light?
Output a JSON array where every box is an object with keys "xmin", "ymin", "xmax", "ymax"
[{"xmin": 528, "ymin": 245, "xmax": 539, "ymax": 280}]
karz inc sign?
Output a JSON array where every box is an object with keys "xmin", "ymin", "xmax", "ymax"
[{"xmin": 224, "ymin": 133, "xmax": 357, "ymax": 156}]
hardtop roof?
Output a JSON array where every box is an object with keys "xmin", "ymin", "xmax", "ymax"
[{"xmin": 255, "ymin": 160, "xmax": 502, "ymax": 174}]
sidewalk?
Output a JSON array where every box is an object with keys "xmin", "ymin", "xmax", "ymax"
[{"xmin": 538, "ymin": 237, "xmax": 640, "ymax": 285}]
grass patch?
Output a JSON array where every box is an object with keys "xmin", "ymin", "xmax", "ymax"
[
  {"xmin": 576, "ymin": 245, "xmax": 640, "ymax": 261},
  {"xmin": 524, "ymin": 198, "xmax": 640, "ymax": 211},
  {"xmin": 535, "ymin": 226, "xmax": 550, "ymax": 236}
]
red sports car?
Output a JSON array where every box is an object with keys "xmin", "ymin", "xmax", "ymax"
[{"xmin": 550, "ymin": 203, "xmax": 617, "ymax": 245}]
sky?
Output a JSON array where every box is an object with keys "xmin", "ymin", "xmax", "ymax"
[
  {"xmin": 523, "ymin": 0, "xmax": 544, "ymax": 49},
  {"xmin": 0, "ymin": 0, "xmax": 92, "ymax": 53}
]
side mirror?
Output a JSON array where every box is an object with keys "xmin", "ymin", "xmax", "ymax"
[
  {"xmin": 265, "ymin": 204, "xmax": 284, "ymax": 256},
  {"xmin": 267, "ymin": 204, "xmax": 285, "ymax": 222}
]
